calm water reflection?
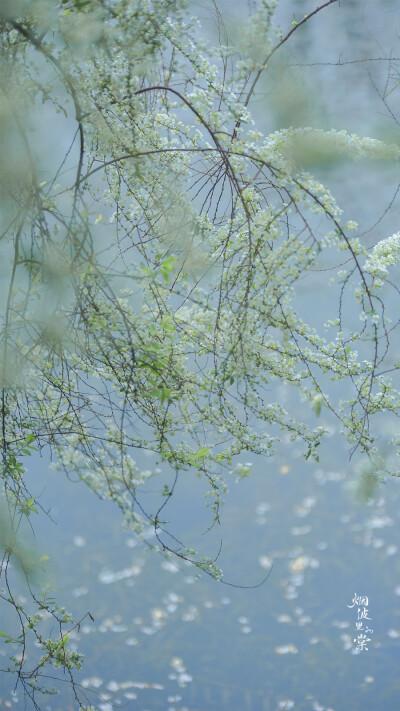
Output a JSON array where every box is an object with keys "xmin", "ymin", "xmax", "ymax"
[{"xmin": 2, "ymin": 436, "xmax": 399, "ymax": 710}]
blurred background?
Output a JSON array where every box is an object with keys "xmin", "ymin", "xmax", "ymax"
[{"xmin": 1, "ymin": 1, "xmax": 400, "ymax": 710}]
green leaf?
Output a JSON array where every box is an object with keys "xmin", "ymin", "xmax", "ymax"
[
  {"xmin": 161, "ymin": 316, "xmax": 175, "ymax": 333},
  {"xmin": 313, "ymin": 400, "xmax": 322, "ymax": 417},
  {"xmin": 160, "ymin": 255, "xmax": 177, "ymax": 284},
  {"xmin": 160, "ymin": 387, "xmax": 171, "ymax": 403},
  {"xmin": 189, "ymin": 447, "xmax": 210, "ymax": 461}
]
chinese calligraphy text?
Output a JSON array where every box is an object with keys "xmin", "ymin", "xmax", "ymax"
[{"xmin": 347, "ymin": 593, "xmax": 373, "ymax": 652}]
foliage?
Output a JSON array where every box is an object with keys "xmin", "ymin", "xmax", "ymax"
[{"xmin": 0, "ymin": 0, "xmax": 400, "ymax": 705}]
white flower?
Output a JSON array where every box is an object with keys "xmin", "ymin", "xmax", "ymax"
[{"xmin": 364, "ymin": 232, "xmax": 400, "ymax": 278}]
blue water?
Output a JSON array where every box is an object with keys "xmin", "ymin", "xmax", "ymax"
[{"xmin": 1, "ymin": 432, "xmax": 399, "ymax": 711}]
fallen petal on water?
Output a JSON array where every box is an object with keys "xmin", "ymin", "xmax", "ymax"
[
  {"xmin": 177, "ymin": 673, "xmax": 192, "ymax": 686},
  {"xmin": 170, "ymin": 657, "xmax": 185, "ymax": 671},
  {"xmin": 125, "ymin": 538, "xmax": 138, "ymax": 548},
  {"xmin": 259, "ymin": 555, "xmax": 273, "ymax": 569},
  {"xmin": 162, "ymin": 560, "xmax": 180, "ymax": 573},
  {"xmin": 367, "ymin": 515, "xmax": 393, "ymax": 529},
  {"xmin": 151, "ymin": 608, "xmax": 166, "ymax": 620},
  {"xmin": 81, "ymin": 677, "xmax": 103, "ymax": 689},
  {"xmin": 332, "ymin": 620, "xmax": 349, "ymax": 629},
  {"xmin": 387, "ymin": 628, "xmax": 400, "ymax": 638},
  {"xmin": 106, "ymin": 681, "xmax": 119, "ymax": 692},
  {"xmin": 99, "ymin": 566, "xmax": 142, "ymax": 584},
  {"xmin": 73, "ymin": 535, "xmax": 86, "ymax": 547},
  {"xmin": 386, "ymin": 544, "xmax": 397, "ymax": 556},
  {"xmin": 255, "ymin": 502, "xmax": 271, "ymax": 515},
  {"xmin": 291, "ymin": 526, "xmax": 312, "ymax": 536},
  {"xmin": 289, "ymin": 556, "xmax": 308, "ymax": 572},
  {"xmin": 140, "ymin": 626, "xmax": 157, "ymax": 635},
  {"xmin": 275, "ymin": 644, "xmax": 298, "ymax": 654},
  {"xmin": 277, "ymin": 614, "xmax": 292, "ymax": 624},
  {"xmin": 182, "ymin": 605, "xmax": 199, "ymax": 622}
]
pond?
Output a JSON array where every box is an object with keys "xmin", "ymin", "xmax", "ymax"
[
  {"xmin": 1, "ymin": 1, "xmax": 400, "ymax": 710},
  {"xmin": 2, "ymin": 434, "xmax": 400, "ymax": 711}
]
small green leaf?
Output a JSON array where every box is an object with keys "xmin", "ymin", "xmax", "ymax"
[
  {"xmin": 160, "ymin": 387, "xmax": 171, "ymax": 403},
  {"xmin": 160, "ymin": 255, "xmax": 177, "ymax": 283},
  {"xmin": 189, "ymin": 447, "xmax": 210, "ymax": 461},
  {"xmin": 161, "ymin": 316, "xmax": 175, "ymax": 332}
]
